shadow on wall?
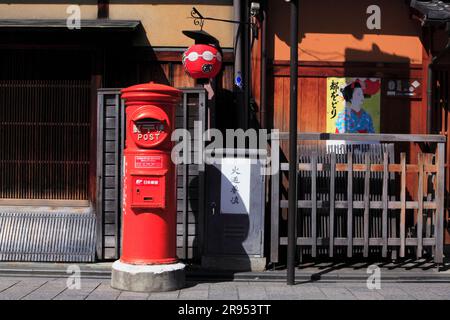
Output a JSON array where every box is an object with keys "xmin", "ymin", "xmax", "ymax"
[
  {"xmin": 104, "ymin": 45, "xmax": 171, "ymax": 88},
  {"xmin": 266, "ymin": 0, "xmax": 422, "ymax": 62}
]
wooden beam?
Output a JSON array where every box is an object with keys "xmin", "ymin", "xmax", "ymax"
[{"xmin": 272, "ymin": 132, "xmax": 446, "ymax": 143}]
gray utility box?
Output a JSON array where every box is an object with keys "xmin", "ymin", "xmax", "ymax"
[{"xmin": 202, "ymin": 149, "xmax": 266, "ymax": 271}]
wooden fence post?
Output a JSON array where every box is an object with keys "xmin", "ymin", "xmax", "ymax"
[
  {"xmin": 400, "ymin": 153, "xmax": 406, "ymax": 258},
  {"xmin": 347, "ymin": 151, "xmax": 353, "ymax": 258},
  {"xmin": 270, "ymin": 132, "xmax": 280, "ymax": 263},
  {"xmin": 417, "ymin": 153, "xmax": 424, "ymax": 259},
  {"xmin": 363, "ymin": 153, "xmax": 370, "ymax": 258},
  {"xmin": 435, "ymin": 142, "xmax": 445, "ymax": 264},
  {"xmin": 329, "ymin": 152, "xmax": 336, "ymax": 258}
]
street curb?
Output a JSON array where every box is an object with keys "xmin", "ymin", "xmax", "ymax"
[{"xmin": 0, "ymin": 265, "xmax": 450, "ymax": 283}]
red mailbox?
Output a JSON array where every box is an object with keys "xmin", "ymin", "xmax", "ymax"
[{"xmin": 120, "ymin": 82, "xmax": 181, "ymax": 265}]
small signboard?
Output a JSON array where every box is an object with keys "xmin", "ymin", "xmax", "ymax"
[
  {"xmin": 219, "ymin": 157, "xmax": 251, "ymax": 214},
  {"xmin": 385, "ymin": 79, "xmax": 421, "ymax": 98}
]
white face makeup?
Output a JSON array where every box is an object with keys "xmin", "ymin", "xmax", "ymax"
[{"xmin": 351, "ymin": 87, "xmax": 364, "ymax": 111}]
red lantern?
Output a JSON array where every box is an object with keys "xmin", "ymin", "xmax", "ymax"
[{"xmin": 182, "ymin": 44, "xmax": 222, "ymax": 79}]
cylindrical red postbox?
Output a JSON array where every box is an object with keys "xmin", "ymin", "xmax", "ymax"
[{"xmin": 120, "ymin": 82, "xmax": 181, "ymax": 265}]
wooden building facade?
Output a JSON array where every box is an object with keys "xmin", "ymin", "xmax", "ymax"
[
  {"xmin": 250, "ymin": 0, "xmax": 450, "ymax": 262},
  {"xmin": 0, "ymin": 1, "xmax": 236, "ymax": 262},
  {"xmin": 1, "ymin": 0, "xmax": 450, "ymax": 266}
]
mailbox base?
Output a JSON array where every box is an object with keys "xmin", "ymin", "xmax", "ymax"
[{"xmin": 111, "ymin": 260, "xmax": 185, "ymax": 292}]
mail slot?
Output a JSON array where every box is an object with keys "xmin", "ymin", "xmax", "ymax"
[{"xmin": 131, "ymin": 174, "xmax": 166, "ymax": 209}]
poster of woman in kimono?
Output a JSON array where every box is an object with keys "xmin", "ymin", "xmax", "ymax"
[{"xmin": 327, "ymin": 77, "xmax": 381, "ymax": 135}]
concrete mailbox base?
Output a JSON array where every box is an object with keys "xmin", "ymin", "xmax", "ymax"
[{"xmin": 111, "ymin": 260, "xmax": 185, "ymax": 292}]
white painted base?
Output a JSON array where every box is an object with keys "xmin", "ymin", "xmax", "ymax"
[{"xmin": 111, "ymin": 260, "xmax": 185, "ymax": 292}]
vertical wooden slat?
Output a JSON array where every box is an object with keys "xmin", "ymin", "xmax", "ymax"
[
  {"xmin": 347, "ymin": 151, "xmax": 353, "ymax": 258},
  {"xmin": 329, "ymin": 151, "xmax": 336, "ymax": 258},
  {"xmin": 182, "ymin": 92, "xmax": 189, "ymax": 260},
  {"xmin": 96, "ymin": 92, "xmax": 105, "ymax": 259},
  {"xmin": 382, "ymin": 151, "xmax": 389, "ymax": 258},
  {"xmin": 363, "ymin": 153, "xmax": 370, "ymax": 257},
  {"xmin": 114, "ymin": 93, "xmax": 121, "ymax": 260},
  {"xmin": 270, "ymin": 133, "xmax": 280, "ymax": 263},
  {"xmin": 119, "ymin": 98, "xmax": 126, "ymax": 257},
  {"xmin": 400, "ymin": 152, "xmax": 406, "ymax": 258},
  {"xmin": 311, "ymin": 151, "xmax": 317, "ymax": 258},
  {"xmin": 417, "ymin": 153, "xmax": 424, "ymax": 258},
  {"xmin": 435, "ymin": 142, "xmax": 445, "ymax": 264}
]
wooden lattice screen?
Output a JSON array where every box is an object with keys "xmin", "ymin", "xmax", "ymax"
[
  {"xmin": 0, "ymin": 80, "xmax": 91, "ymax": 201},
  {"xmin": 270, "ymin": 132, "xmax": 446, "ymax": 264}
]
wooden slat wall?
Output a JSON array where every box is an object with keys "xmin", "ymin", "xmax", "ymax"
[
  {"xmin": 175, "ymin": 90, "xmax": 205, "ymax": 260},
  {"xmin": 97, "ymin": 91, "xmax": 122, "ymax": 260}
]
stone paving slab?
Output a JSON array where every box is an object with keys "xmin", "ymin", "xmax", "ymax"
[
  {"xmin": 148, "ymin": 290, "xmax": 181, "ymax": 300},
  {"xmin": 318, "ymin": 286, "xmax": 356, "ymax": 300},
  {"xmin": 0, "ymin": 277, "xmax": 53, "ymax": 300},
  {"xmin": 117, "ymin": 290, "xmax": 150, "ymax": 300},
  {"xmin": 0, "ymin": 278, "xmax": 21, "ymax": 293},
  {"xmin": 86, "ymin": 282, "xmax": 122, "ymax": 300},
  {"xmin": 22, "ymin": 278, "xmax": 68, "ymax": 300},
  {"xmin": 237, "ymin": 286, "xmax": 269, "ymax": 300},
  {"xmin": 179, "ymin": 288, "xmax": 209, "ymax": 300},
  {"xmin": 208, "ymin": 287, "xmax": 238, "ymax": 300},
  {"xmin": 52, "ymin": 278, "xmax": 102, "ymax": 300}
]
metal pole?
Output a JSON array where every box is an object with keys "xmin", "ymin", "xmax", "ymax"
[
  {"xmin": 260, "ymin": 1, "xmax": 267, "ymax": 129},
  {"xmin": 233, "ymin": 0, "xmax": 242, "ymax": 87},
  {"xmin": 287, "ymin": 0, "xmax": 298, "ymax": 286},
  {"xmin": 243, "ymin": 0, "xmax": 251, "ymax": 130}
]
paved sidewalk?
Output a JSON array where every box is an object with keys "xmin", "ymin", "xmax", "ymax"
[
  {"xmin": 1, "ymin": 260, "xmax": 450, "ymax": 282},
  {"xmin": 0, "ymin": 276, "xmax": 449, "ymax": 300}
]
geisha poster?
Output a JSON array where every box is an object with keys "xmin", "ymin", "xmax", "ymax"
[{"xmin": 326, "ymin": 77, "xmax": 381, "ymax": 134}]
